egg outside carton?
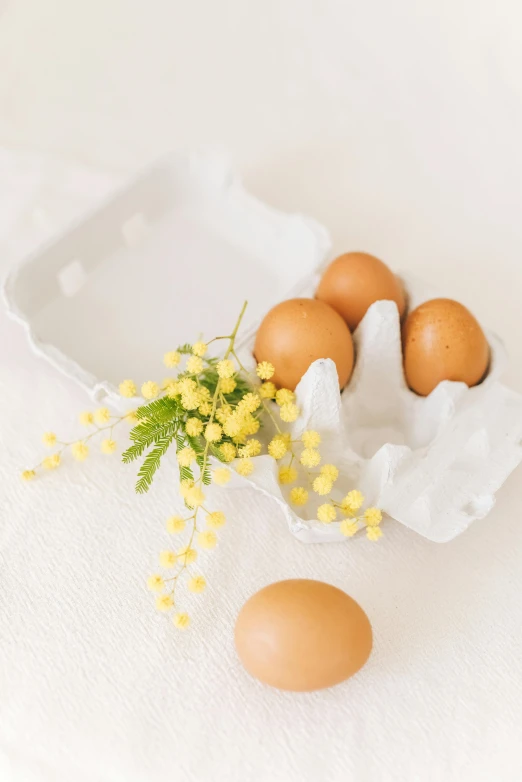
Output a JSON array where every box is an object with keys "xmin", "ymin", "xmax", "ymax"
[{"xmin": 235, "ymin": 271, "xmax": 522, "ymax": 544}]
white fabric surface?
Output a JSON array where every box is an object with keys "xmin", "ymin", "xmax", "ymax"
[{"xmin": 1, "ymin": 148, "xmax": 522, "ymax": 782}]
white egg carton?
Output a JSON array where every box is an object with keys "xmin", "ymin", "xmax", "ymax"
[
  {"xmin": 242, "ymin": 284, "xmax": 522, "ymax": 543},
  {"xmin": 4, "ymin": 150, "xmax": 522, "ymax": 543}
]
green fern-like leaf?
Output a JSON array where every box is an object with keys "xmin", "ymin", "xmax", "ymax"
[
  {"xmin": 124, "ymin": 418, "xmax": 179, "ymax": 463},
  {"xmin": 136, "ymin": 397, "xmax": 179, "ymax": 423},
  {"xmin": 124, "ymin": 428, "xmax": 169, "ymax": 462},
  {"xmin": 179, "ymin": 465, "xmax": 194, "ymax": 483},
  {"xmin": 186, "ymin": 434, "xmax": 204, "ymax": 455},
  {"xmin": 177, "ymin": 343, "xmax": 193, "ymax": 355},
  {"xmin": 135, "ymin": 430, "xmax": 178, "ymax": 494},
  {"xmin": 209, "ymin": 443, "xmax": 226, "ymax": 463},
  {"xmin": 121, "ymin": 441, "xmax": 148, "ymax": 464}
]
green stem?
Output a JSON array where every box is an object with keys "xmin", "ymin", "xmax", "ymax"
[{"xmin": 198, "ymin": 301, "xmax": 248, "ymax": 486}]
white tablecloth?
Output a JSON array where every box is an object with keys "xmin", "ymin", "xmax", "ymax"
[
  {"xmin": 1, "ymin": 148, "xmax": 522, "ymax": 782},
  {"xmin": 2, "ymin": 3, "xmax": 522, "ymax": 778}
]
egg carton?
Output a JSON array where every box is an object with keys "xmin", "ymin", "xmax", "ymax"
[
  {"xmin": 4, "ymin": 149, "xmax": 522, "ymax": 543},
  {"xmin": 238, "ymin": 272, "xmax": 522, "ymax": 542}
]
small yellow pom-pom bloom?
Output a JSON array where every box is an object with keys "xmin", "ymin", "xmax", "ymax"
[
  {"xmin": 213, "ymin": 467, "xmax": 231, "ymax": 485},
  {"xmin": 320, "ymin": 464, "xmax": 339, "ymax": 482},
  {"xmin": 239, "ymin": 439, "xmax": 261, "ymax": 458},
  {"xmin": 71, "ymin": 442, "xmax": 88, "ymax": 461},
  {"xmin": 187, "ymin": 355, "xmax": 204, "ymax": 375},
  {"xmin": 186, "ymin": 486, "xmax": 205, "ymax": 508},
  {"xmin": 219, "ymin": 442, "xmax": 237, "ymax": 463},
  {"xmin": 205, "ymin": 423, "xmax": 223, "ymax": 442},
  {"xmin": 165, "ymin": 381, "xmax": 180, "ymax": 398},
  {"xmin": 192, "ymin": 341, "xmax": 207, "ymax": 357},
  {"xmin": 79, "ymin": 411, "xmax": 94, "ymax": 426},
  {"xmin": 236, "ymin": 458, "xmax": 254, "ymax": 477},
  {"xmin": 95, "ymin": 407, "xmax": 111, "ymax": 424},
  {"xmin": 166, "ymin": 515, "xmax": 186, "ymax": 534},
  {"xmin": 256, "ymin": 361, "xmax": 275, "ymax": 380},
  {"xmin": 275, "ymin": 388, "xmax": 295, "ymax": 406},
  {"xmin": 125, "ymin": 409, "xmax": 139, "ymax": 423},
  {"xmin": 179, "ymin": 478, "xmax": 194, "ymax": 498},
  {"xmin": 141, "ymin": 381, "xmax": 159, "ymax": 400},
  {"xmin": 101, "ymin": 439, "xmax": 117, "ymax": 454},
  {"xmin": 199, "ymin": 386, "xmax": 211, "ymax": 403},
  {"xmin": 147, "ymin": 574, "xmax": 165, "ymax": 592},
  {"xmin": 216, "ymin": 406, "xmax": 231, "ymax": 424},
  {"xmin": 217, "ymin": 359, "xmax": 235, "ymax": 379},
  {"xmin": 119, "ymin": 379, "xmax": 137, "ymax": 398},
  {"xmin": 268, "ymin": 438, "xmax": 287, "ymax": 459},
  {"xmin": 223, "ymin": 415, "xmax": 242, "ymax": 437},
  {"xmin": 188, "ymin": 575, "xmax": 206, "ymax": 593},
  {"xmin": 178, "ymin": 545, "xmax": 197, "ymax": 565},
  {"xmin": 207, "ymin": 511, "xmax": 226, "ymax": 528},
  {"xmin": 312, "ymin": 474, "xmax": 333, "ymax": 495},
  {"xmin": 238, "ymin": 393, "xmax": 261, "ymax": 413},
  {"xmin": 185, "ymin": 417, "xmax": 203, "ymax": 437},
  {"xmin": 177, "ymin": 447, "xmax": 196, "ymax": 467},
  {"xmin": 21, "ymin": 469, "xmax": 36, "ymax": 481},
  {"xmin": 181, "ymin": 391, "xmax": 200, "ymax": 410},
  {"xmin": 340, "ymin": 520, "xmax": 359, "ymax": 537},
  {"xmin": 198, "ymin": 530, "xmax": 217, "ymax": 550},
  {"xmin": 278, "ymin": 465, "xmax": 297, "ymax": 484},
  {"xmin": 300, "ymin": 448, "xmax": 321, "ymax": 468},
  {"xmin": 301, "ymin": 430, "xmax": 321, "ymax": 448},
  {"xmin": 290, "ymin": 486, "xmax": 309, "ymax": 506},
  {"xmin": 240, "ymin": 415, "xmax": 260, "ymax": 436},
  {"xmin": 364, "ymin": 507, "xmax": 383, "ymax": 526},
  {"xmin": 43, "ymin": 453, "xmax": 61, "ymax": 470},
  {"xmin": 367, "ymin": 526, "xmax": 383, "ymax": 541},
  {"xmin": 200, "ymin": 383, "xmax": 212, "ymax": 400},
  {"xmin": 317, "ymin": 503, "xmax": 337, "ymax": 523},
  {"xmin": 342, "ymin": 490, "xmax": 364, "ymax": 513},
  {"xmin": 198, "ymin": 402, "xmax": 213, "ymax": 416},
  {"xmin": 259, "ymin": 381, "xmax": 277, "ymax": 399},
  {"xmin": 164, "ymin": 351, "xmax": 181, "ymax": 368},
  {"xmin": 173, "ymin": 612, "xmax": 190, "ymax": 629},
  {"xmin": 156, "ymin": 594, "xmax": 174, "ymax": 612},
  {"xmin": 280, "ymin": 403, "xmax": 300, "ymax": 423},
  {"xmin": 159, "ymin": 550, "xmax": 177, "ymax": 568},
  {"xmin": 178, "ymin": 377, "xmax": 196, "ymax": 393},
  {"xmin": 42, "ymin": 432, "xmax": 57, "ymax": 447},
  {"xmin": 220, "ymin": 377, "xmax": 236, "ymax": 394}
]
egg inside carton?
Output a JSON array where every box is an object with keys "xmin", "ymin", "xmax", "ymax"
[{"xmin": 238, "ymin": 271, "xmax": 522, "ymax": 544}]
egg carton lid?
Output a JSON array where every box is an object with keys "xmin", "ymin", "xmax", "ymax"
[{"xmin": 3, "ymin": 149, "xmax": 329, "ymax": 406}]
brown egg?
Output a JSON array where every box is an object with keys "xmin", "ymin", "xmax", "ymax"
[
  {"xmin": 235, "ymin": 579, "xmax": 373, "ymax": 692},
  {"xmin": 402, "ymin": 298, "xmax": 490, "ymax": 396},
  {"xmin": 316, "ymin": 251, "xmax": 406, "ymax": 330},
  {"xmin": 254, "ymin": 298, "xmax": 354, "ymax": 390}
]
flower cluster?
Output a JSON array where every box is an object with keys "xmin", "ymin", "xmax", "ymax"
[
  {"xmin": 21, "ymin": 407, "xmax": 136, "ymax": 479},
  {"xmin": 272, "ymin": 429, "xmax": 383, "ymax": 541},
  {"xmin": 22, "ymin": 301, "xmax": 383, "ymax": 629}
]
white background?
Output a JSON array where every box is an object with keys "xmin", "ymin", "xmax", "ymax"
[{"xmin": 1, "ymin": 2, "xmax": 522, "ymax": 781}]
